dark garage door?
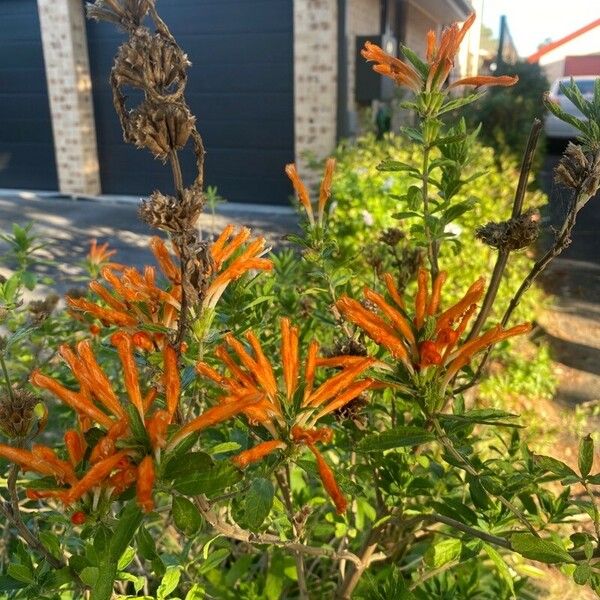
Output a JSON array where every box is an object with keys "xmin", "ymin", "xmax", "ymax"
[
  {"xmin": 87, "ymin": 0, "xmax": 294, "ymax": 205},
  {"xmin": 0, "ymin": 0, "xmax": 57, "ymax": 191}
]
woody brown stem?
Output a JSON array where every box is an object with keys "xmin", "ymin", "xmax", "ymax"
[{"xmin": 466, "ymin": 119, "xmax": 542, "ymax": 341}]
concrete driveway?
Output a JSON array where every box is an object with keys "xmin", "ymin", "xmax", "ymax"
[{"xmin": 0, "ymin": 191, "xmax": 297, "ymax": 293}]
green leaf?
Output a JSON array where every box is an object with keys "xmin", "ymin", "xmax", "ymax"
[
  {"xmin": 117, "ymin": 546, "xmax": 136, "ymax": 571},
  {"xmin": 157, "ymin": 565, "xmax": 181, "ymax": 600},
  {"xmin": 483, "ymin": 543, "xmax": 515, "ymax": 596},
  {"xmin": 244, "ymin": 478, "xmax": 275, "ymax": 531},
  {"xmin": 511, "ymin": 533, "xmax": 573, "ymax": 564},
  {"xmin": 376, "ymin": 159, "xmax": 420, "ymax": 174},
  {"xmin": 6, "ymin": 564, "xmax": 34, "ymax": 585},
  {"xmin": 357, "ymin": 426, "xmax": 435, "ymax": 453},
  {"xmin": 136, "ymin": 526, "xmax": 160, "ymax": 562},
  {"xmin": 124, "ymin": 404, "xmax": 151, "ymax": 447},
  {"xmin": 534, "ymin": 455, "xmax": 578, "ymax": 479},
  {"xmin": 264, "ymin": 550, "xmax": 285, "ymax": 600},
  {"xmin": 573, "ymin": 563, "xmax": 591, "ymax": 585},
  {"xmin": 79, "ymin": 566, "xmax": 100, "ymax": 588},
  {"xmin": 185, "ymin": 584, "xmax": 205, "ymax": 600},
  {"xmin": 173, "ymin": 460, "xmax": 242, "ymax": 497},
  {"xmin": 164, "ymin": 451, "xmax": 213, "ymax": 479},
  {"xmin": 109, "ymin": 501, "xmax": 144, "ymax": 563},
  {"xmin": 209, "ymin": 442, "xmax": 242, "ymax": 455},
  {"xmin": 401, "ymin": 45, "xmax": 429, "ymax": 79},
  {"xmin": 197, "ymin": 548, "xmax": 230, "ymax": 575},
  {"xmin": 172, "ymin": 496, "xmax": 203, "ymax": 536},
  {"xmin": 424, "ymin": 538, "xmax": 462, "ymax": 568},
  {"xmin": 578, "ymin": 435, "xmax": 594, "ymax": 478}
]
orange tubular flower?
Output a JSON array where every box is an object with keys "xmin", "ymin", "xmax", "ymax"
[
  {"xmin": 362, "ymin": 13, "xmax": 518, "ymax": 94},
  {"xmin": 136, "ymin": 456, "xmax": 155, "ymax": 513},
  {"xmin": 336, "ymin": 268, "xmax": 531, "ymax": 387},
  {"xmin": 88, "ymin": 239, "xmax": 116, "ymax": 267},
  {"xmin": 195, "ymin": 318, "xmax": 376, "ymax": 513},
  {"xmin": 285, "ymin": 159, "xmax": 337, "ymax": 227},
  {"xmin": 69, "ymin": 227, "xmax": 272, "ymax": 339}
]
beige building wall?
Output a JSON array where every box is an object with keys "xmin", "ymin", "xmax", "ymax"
[
  {"xmin": 405, "ymin": 1, "xmax": 438, "ymax": 60},
  {"xmin": 37, "ymin": 0, "xmax": 100, "ymax": 195},
  {"xmin": 293, "ymin": 0, "xmax": 338, "ymax": 180}
]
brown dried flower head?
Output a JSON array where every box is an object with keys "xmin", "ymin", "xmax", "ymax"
[
  {"xmin": 28, "ymin": 294, "xmax": 59, "ymax": 324},
  {"xmin": 139, "ymin": 188, "xmax": 204, "ymax": 233},
  {"xmin": 0, "ymin": 389, "xmax": 43, "ymax": 439},
  {"xmin": 380, "ymin": 227, "xmax": 406, "ymax": 247},
  {"xmin": 86, "ymin": 0, "xmax": 149, "ymax": 30},
  {"xmin": 554, "ymin": 142, "xmax": 600, "ymax": 197},
  {"xmin": 129, "ymin": 101, "xmax": 195, "ymax": 160},
  {"xmin": 476, "ymin": 208, "xmax": 540, "ymax": 251},
  {"xmin": 114, "ymin": 32, "xmax": 189, "ymax": 97}
]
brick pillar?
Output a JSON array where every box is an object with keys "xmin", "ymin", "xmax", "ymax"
[
  {"xmin": 37, "ymin": 0, "xmax": 101, "ymax": 195},
  {"xmin": 293, "ymin": 0, "xmax": 338, "ymax": 182}
]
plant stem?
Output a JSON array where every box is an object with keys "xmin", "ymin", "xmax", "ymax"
[
  {"xmin": 275, "ymin": 468, "xmax": 309, "ymax": 600},
  {"xmin": 335, "ymin": 536, "xmax": 378, "ymax": 600},
  {"xmin": 0, "ymin": 354, "xmax": 15, "ymax": 403},
  {"xmin": 420, "ymin": 136, "xmax": 439, "ymax": 279},
  {"xmin": 431, "ymin": 417, "xmax": 539, "ymax": 537},
  {"xmin": 467, "ymin": 119, "xmax": 542, "ymax": 341},
  {"xmin": 583, "ymin": 480, "xmax": 600, "ymax": 546},
  {"xmin": 0, "ymin": 463, "xmax": 65, "ymax": 570}
]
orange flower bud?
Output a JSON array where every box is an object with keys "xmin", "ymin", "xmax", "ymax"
[
  {"xmin": 136, "ymin": 455, "xmax": 155, "ymax": 513},
  {"xmin": 64, "ymin": 430, "xmax": 86, "ymax": 466},
  {"xmin": 308, "ymin": 443, "xmax": 347, "ymax": 514},
  {"xmin": 418, "ymin": 341, "xmax": 443, "ymax": 369},
  {"xmin": 132, "ymin": 332, "xmax": 154, "ymax": 352},
  {"xmin": 71, "ymin": 511, "xmax": 86, "ymax": 525},
  {"xmin": 89, "ymin": 324, "xmax": 101, "ymax": 336},
  {"xmin": 232, "ymin": 440, "xmax": 287, "ymax": 469}
]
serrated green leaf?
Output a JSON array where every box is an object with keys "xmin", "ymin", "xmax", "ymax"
[
  {"xmin": 511, "ymin": 533, "xmax": 573, "ymax": 564},
  {"xmin": 573, "ymin": 563, "xmax": 591, "ymax": 585},
  {"xmin": 173, "ymin": 460, "xmax": 242, "ymax": 497},
  {"xmin": 109, "ymin": 501, "xmax": 144, "ymax": 563},
  {"xmin": 534, "ymin": 455, "xmax": 578, "ymax": 479},
  {"xmin": 164, "ymin": 451, "xmax": 213, "ymax": 479},
  {"xmin": 357, "ymin": 426, "xmax": 435, "ymax": 453},
  {"xmin": 244, "ymin": 478, "xmax": 274, "ymax": 531}
]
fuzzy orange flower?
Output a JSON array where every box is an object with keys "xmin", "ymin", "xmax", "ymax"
[
  {"xmin": 336, "ymin": 268, "xmax": 531, "ymax": 388},
  {"xmin": 285, "ymin": 158, "xmax": 336, "ymax": 227},
  {"xmin": 88, "ymin": 239, "xmax": 117, "ymax": 267},
  {"xmin": 68, "ymin": 226, "xmax": 272, "ymax": 339},
  {"xmin": 195, "ymin": 318, "xmax": 376, "ymax": 513},
  {"xmin": 362, "ymin": 14, "xmax": 518, "ymax": 94}
]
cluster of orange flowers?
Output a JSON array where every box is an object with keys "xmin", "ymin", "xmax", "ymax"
[
  {"xmin": 68, "ymin": 227, "xmax": 272, "ymax": 343},
  {"xmin": 361, "ymin": 13, "xmax": 518, "ymax": 93},
  {"xmin": 196, "ymin": 318, "xmax": 377, "ymax": 513},
  {"xmin": 337, "ymin": 268, "xmax": 530, "ymax": 390}
]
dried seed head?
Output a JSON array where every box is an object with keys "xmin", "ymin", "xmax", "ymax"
[
  {"xmin": 168, "ymin": 232, "xmax": 212, "ymax": 307},
  {"xmin": 86, "ymin": 0, "xmax": 149, "ymax": 30},
  {"xmin": 555, "ymin": 142, "xmax": 600, "ymax": 197},
  {"xmin": 332, "ymin": 394, "xmax": 369, "ymax": 427},
  {"xmin": 129, "ymin": 101, "xmax": 195, "ymax": 160},
  {"xmin": 28, "ymin": 294, "xmax": 59, "ymax": 324},
  {"xmin": 65, "ymin": 287, "xmax": 88, "ymax": 300},
  {"xmin": 476, "ymin": 208, "xmax": 540, "ymax": 251},
  {"xmin": 380, "ymin": 227, "xmax": 406, "ymax": 247},
  {"xmin": 114, "ymin": 32, "xmax": 189, "ymax": 96},
  {"xmin": 327, "ymin": 338, "xmax": 368, "ymax": 358},
  {"xmin": 139, "ymin": 188, "xmax": 204, "ymax": 233},
  {"xmin": 0, "ymin": 389, "xmax": 42, "ymax": 439}
]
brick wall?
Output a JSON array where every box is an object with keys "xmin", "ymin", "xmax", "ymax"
[
  {"xmin": 347, "ymin": 0, "xmax": 380, "ymax": 114},
  {"xmin": 37, "ymin": 0, "xmax": 100, "ymax": 195},
  {"xmin": 293, "ymin": 0, "xmax": 338, "ymax": 181}
]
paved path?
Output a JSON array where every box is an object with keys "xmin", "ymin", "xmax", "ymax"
[
  {"xmin": 538, "ymin": 148, "xmax": 600, "ymax": 408},
  {"xmin": 0, "ymin": 192, "xmax": 297, "ymax": 294}
]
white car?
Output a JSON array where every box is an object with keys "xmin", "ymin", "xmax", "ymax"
[{"xmin": 545, "ymin": 76, "xmax": 597, "ymax": 140}]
